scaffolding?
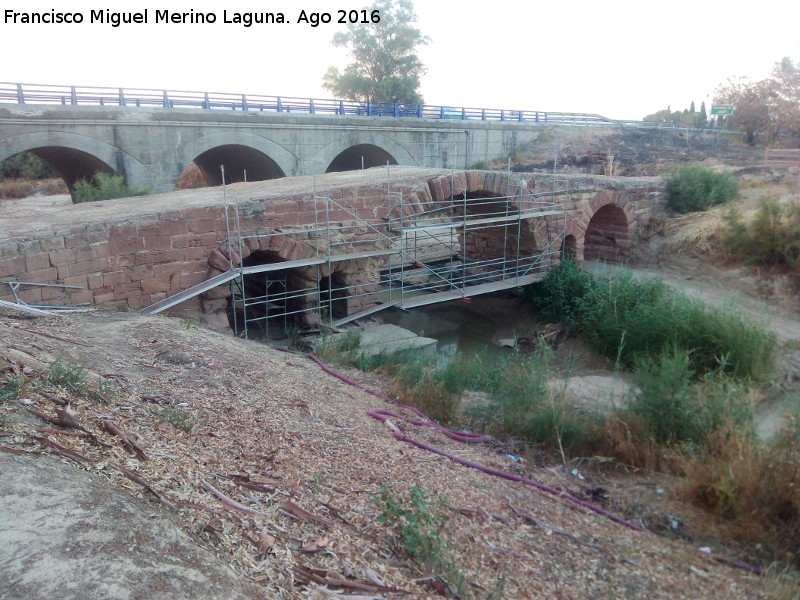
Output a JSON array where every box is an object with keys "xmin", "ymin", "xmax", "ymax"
[{"xmin": 143, "ymin": 167, "xmax": 568, "ymax": 340}]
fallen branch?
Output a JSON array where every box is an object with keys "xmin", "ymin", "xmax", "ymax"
[
  {"xmin": 108, "ymin": 461, "xmax": 176, "ymax": 510},
  {"xmin": 506, "ymin": 497, "xmax": 603, "ymax": 551},
  {"xmin": 1, "ymin": 445, "xmax": 26, "ymax": 455},
  {"xmin": 103, "ymin": 421, "xmax": 148, "ymax": 460},
  {"xmin": 280, "ymin": 500, "xmax": 334, "ymax": 527},
  {"xmin": 28, "ymin": 406, "xmax": 111, "ymax": 448},
  {"xmin": 33, "ymin": 435, "xmax": 91, "ymax": 463},
  {"xmin": 293, "ymin": 564, "xmax": 405, "ymax": 594},
  {"xmin": 201, "ymin": 480, "xmax": 270, "ymax": 519}
]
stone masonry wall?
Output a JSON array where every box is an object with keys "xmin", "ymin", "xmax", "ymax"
[{"xmin": 0, "ymin": 169, "xmax": 666, "ymax": 330}]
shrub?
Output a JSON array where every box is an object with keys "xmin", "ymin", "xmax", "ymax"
[
  {"xmin": 527, "ymin": 261, "xmax": 777, "ymax": 380},
  {"xmin": 372, "ymin": 485, "xmax": 469, "ymax": 596},
  {"xmin": 627, "ymin": 347, "xmax": 755, "ymax": 446},
  {"xmin": 523, "ymin": 258, "xmax": 592, "ymax": 326},
  {"xmin": 664, "ymin": 165, "xmax": 738, "ymax": 213},
  {"xmin": 0, "ymin": 151, "xmax": 55, "ymax": 181},
  {"xmin": 73, "ymin": 173, "xmax": 146, "ymax": 203},
  {"xmin": 722, "ymin": 196, "xmax": 800, "ymax": 272}
]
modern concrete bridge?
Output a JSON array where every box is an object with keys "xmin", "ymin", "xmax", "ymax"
[
  {"xmin": 0, "ymin": 82, "xmax": 639, "ymax": 198},
  {"xmin": 0, "ymin": 103, "xmax": 547, "ymax": 197}
]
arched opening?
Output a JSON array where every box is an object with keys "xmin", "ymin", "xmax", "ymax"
[
  {"xmin": 584, "ymin": 204, "xmax": 631, "ymax": 263},
  {"xmin": 561, "ymin": 234, "xmax": 577, "ymax": 260},
  {"xmin": 192, "ymin": 145, "xmax": 286, "ymax": 187},
  {"xmin": 227, "ymin": 250, "xmax": 319, "ymax": 340},
  {"xmin": 0, "ymin": 148, "xmax": 115, "ymax": 201},
  {"xmin": 319, "ymin": 272, "xmax": 349, "ymax": 320},
  {"xmin": 325, "ymin": 144, "xmax": 397, "ymax": 173},
  {"xmin": 459, "ymin": 191, "xmax": 544, "ymax": 279}
]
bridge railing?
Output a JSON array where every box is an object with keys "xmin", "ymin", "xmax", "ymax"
[{"xmin": 0, "ymin": 81, "xmax": 729, "ymax": 133}]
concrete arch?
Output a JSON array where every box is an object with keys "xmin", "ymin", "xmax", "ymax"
[
  {"xmin": 0, "ymin": 131, "xmax": 151, "ymax": 198},
  {"xmin": 310, "ymin": 133, "xmax": 416, "ymax": 175},
  {"xmin": 326, "ymin": 144, "xmax": 398, "ymax": 173},
  {"xmin": 177, "ymin": 131, "xmax": 297, "ymax": 187},
  {"xmin": 579, "ymin": 190, "xmax": 638, "ymax": 263}
]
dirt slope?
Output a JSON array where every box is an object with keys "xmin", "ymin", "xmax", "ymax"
[{"xmin": 0, "ymin": 307, "xmax": 778, "ymax": 599}]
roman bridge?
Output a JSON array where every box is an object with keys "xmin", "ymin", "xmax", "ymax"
[
  {"xmin": 0, "ymin": 167, "xmax": 665, "ymax": 337},
  {"xmin": 0, "ymin": 83, "xmax": 635, "ymax": 198}
]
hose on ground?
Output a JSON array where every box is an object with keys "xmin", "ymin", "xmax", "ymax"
[{"xmin": 274, "ymin": 346, "xmax": 764, "ymax": 576}]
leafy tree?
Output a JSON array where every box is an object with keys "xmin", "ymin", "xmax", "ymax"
[
  {"xmin": 322, "ymin": 0, "xmax": 429, "ymax": 104},
  {"xmin": 714, "ymin": 57, "xmax": 800, "ymax": 143},
  {"xmin": 0, "ymin": 152, "xmax": 55, "ymax": 181}
]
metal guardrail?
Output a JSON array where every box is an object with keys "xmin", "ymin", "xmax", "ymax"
[{"xmin": 0, "ymin": 81, "xmax": 710, "ymax": 131}]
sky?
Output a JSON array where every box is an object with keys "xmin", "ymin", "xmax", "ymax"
[{"xmin": 1, "ymin": 0, "xmax": 798, "ymax": 120}]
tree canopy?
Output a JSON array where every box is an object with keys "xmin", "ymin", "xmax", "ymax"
[
  {"xmin": 715, "ymin": 57, "xmax": 800, "ymax": 144},
  {"xmin": 322, "ymin": 0, "xmax": 429, "ymax": 104}
]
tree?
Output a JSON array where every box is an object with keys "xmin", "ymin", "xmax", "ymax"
[
  {"xmin": 714, "ymin": 57, "xmax": 800, "ymax": 143},
  {"xmin": 322, "ymin": 0, "xmax": 429, "ymax": 104}
]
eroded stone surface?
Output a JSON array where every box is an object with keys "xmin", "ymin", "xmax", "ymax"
[{"xmin": 0, "ymin": 454, "xmax": 266, "ymax": 600}]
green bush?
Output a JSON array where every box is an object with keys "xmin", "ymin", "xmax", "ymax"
[
  {"xmin": 664, "ymin": 165, "xmax": 739, "ymax": 213},
  {"xmin": 523, "ymin": 258, "xmax": 593, "ymax": 326},
  {"xmin": 627, "ymin": 347, "xmax": 754, "ymax": 446},
  {"xmin": 527, "ymin": 261, "xmax": 776, "ymax": 380},
  {"xmin": 73, "ymin": 173, "xmax": 146, "ymax": 203},
  {"xmin": 722, "ymin": 196, "xmax": 800, "ymax": 272}
]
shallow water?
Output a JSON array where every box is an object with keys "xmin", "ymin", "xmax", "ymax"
[{"xmin": 378, "ymin": 293, "xmax": 542, "ymax": 364}]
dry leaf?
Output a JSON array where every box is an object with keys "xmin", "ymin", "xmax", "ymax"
[
  {"xmin": 301, "ymin": 535, "xmax": 329, "ymax": 552},
  {"xmin": 258, "ymin": 528, "xmax": 276, "ymax": 557}
]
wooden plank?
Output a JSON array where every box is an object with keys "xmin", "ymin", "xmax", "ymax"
[{"xmin": 398, "ymin": 273, "xmax": 546, "ymax": 310}]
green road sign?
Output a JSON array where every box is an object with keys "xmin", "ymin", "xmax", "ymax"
[{"xmin": 711, "ymin": 104, "xmax": 734, "ymax": 115}]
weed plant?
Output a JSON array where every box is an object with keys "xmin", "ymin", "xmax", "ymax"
[
  {"xmin": 0, "ymin": 374, "xmax": 26, "ymax": 402},
  {"xmin": 664, "ymin": 164, "xmax": 739, "ymax": 213},
  {"xmin": 373, "ymin": 485, "xmax": 469, "ymax": 597},
  {"xmin": 682, "ymin": 416, "xmax": 800, "ymax": 566}
]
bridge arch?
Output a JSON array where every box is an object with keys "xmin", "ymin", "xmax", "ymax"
[
  {"xmin": 0, "ymin": 131, "xmax": 150, "ymax": 199},
  {"xmin": 580, "ymin": 190, "xmax": 638, "ymax": 263},
  {"xmin": 177, "ymin": 131, "xmax": 297, "ymax": 188},
  {"xmin": 312, "ymin": 133, "xmax": 415, "ymax": 174},
  {"xmin": 198, "ymin": 234, "xmax": 382, "ymax": 334}
]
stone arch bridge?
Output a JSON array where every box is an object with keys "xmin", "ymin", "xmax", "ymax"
[{"xmin": 0, "ymin": 168, "xmax": 665, "ymax": 332}]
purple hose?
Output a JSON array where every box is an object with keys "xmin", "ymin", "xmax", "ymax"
[{"xmin": 275, "ymin": 346, "xmax": 764, "ymax": 576}]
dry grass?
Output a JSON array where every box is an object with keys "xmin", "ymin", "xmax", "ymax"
[
  {"xmin": 680, "ymin": 419, "xmax": 800, "ymax": 566},
  {"xmin": 37, "ymin": 178, "xmax": 69, "ymax": 195},
  {"xmin": 176, "ymin": 162, "xmax": 207, "ymax": 190},
  {"xmin": 0, "ymin": 179, "xmax": 36, "ymax": 199}
]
